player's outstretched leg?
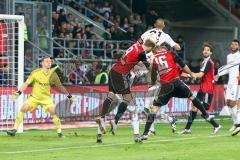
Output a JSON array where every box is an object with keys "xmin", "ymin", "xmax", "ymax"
[
  {"xmin": 49, "ymin": 106, "xmax": 64, "ymax": 138},
  {"xmin": 96, "ymin": 92, "xmax": 117, "ymax": 134},
  {"xmin": 148, "ymin": 122, "xmax": 156, "ymax": 136},
  {"xmin": 131, "ymin": 111, "xmax": 142, "ymax": 143},
  {"xmin": 52, "ymin": 114, "xmax": 64, "ymax": 138},
  {"xmin": 141, "ymin": 113, "xmax": 156, "ymax": 140},
  {"xmin": 110, "ymin": 100, "xmax": 128, "ymax": 135},
  {"xmin": 178, "ymin": 110, "xmax": 197, "ymax": 134},
  {"xmin": 160, "ymin": 112, "xmax": 177, "ymax": 133},
  {"xmin": 7, "ymin": 104, "xmax": 29, "ymax": 136},
  {"xmin": 7, "ymin": 111, "xmax": 24, "ymax": 136},
  {"xmin": 97, "ymin": 126, "xmax": 103, "ymax": 143},
  {"xmin": 232, "ymin": 105, "xmax": 240, "ymax": 136}
]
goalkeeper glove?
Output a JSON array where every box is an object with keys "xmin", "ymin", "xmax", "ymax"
[
  {"xmin": 12, "ymin": 91, "xmax": 22, "ymax": 100},
  {"xmin": 67, "ymin": 94, "xmax": 76, "ymax": 105}
]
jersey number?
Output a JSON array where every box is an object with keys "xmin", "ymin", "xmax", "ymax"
[{"xmin": 155, "ymin": 55, "xmax": 169, "ymax": 73}]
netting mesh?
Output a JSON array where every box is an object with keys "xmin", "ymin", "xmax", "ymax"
[{"xmin": 0, "ymin": 18, "xmax": 21, "ymax": 132}]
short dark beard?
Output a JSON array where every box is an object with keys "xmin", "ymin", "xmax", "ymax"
[
  {"xmin": 231, "ymin": 48, "xmax": 239, "ymax": 53},
  {"xmin": 203, "ymin": 55, "xmax": 210, "ymax": 58}
]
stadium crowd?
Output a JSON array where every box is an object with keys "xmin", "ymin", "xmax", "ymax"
[{"xmin": 0, "ymin": 0, "xmax": 226, "ymax": 86}]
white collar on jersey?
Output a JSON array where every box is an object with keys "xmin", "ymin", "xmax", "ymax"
[{"xmin": 202, "ymin": 56, "xmax": 210, "ymax": 63}]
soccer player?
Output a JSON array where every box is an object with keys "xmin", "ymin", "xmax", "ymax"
[
  {"xmin": 107, "ymin": 18, "xmax": 181, "ymax": 139},
  {"xmin": 179, "ymin": 42, "xmax": 221, "ymax": 134},
  {"xmin": 96, "ymin": 39, "xmax": 156, "ymax": 143},
  {"xmin": 141, "ymin": 45, "xmax": 217, "ymax": 140},
  {"xmin": 7, "ymin": 56, "xmax": 74, "ymax": 137},
  {"xmin": 214, "ymin": 39, "xmax": 240, "ymax": 136},
  {"xmin": 139, "ymin": 18, "xmax": 181, "ymax": 51}
]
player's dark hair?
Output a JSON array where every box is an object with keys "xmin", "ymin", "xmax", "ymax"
[
  {"xmin": 232, "ymin": 39, "xmax": 240, "ymax": 44},
  {"xmin": 202, "ymin": 42, "xmax": 213, "ymax": 52}
]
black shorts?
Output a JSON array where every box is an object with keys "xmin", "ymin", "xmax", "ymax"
[
  {"xmin": 196, "ymin": 92, "xmax": 213, "ymax": 110},
  {"xmin": 108, "ymin": 69, "xmax": 131, "ymax": 94},
  {"xmin": 153, "ymin": 79, "xmax": 192, "ymax": 107}
]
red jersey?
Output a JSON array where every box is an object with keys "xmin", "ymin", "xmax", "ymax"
[
  {"xmin": 199, "ymin": 57, "xmax": 214, "ymax": 94},
  {"xmin": 152, "ymin": 50, "xmax": 185, "ymax": 83},
  {"xmin": 112, "ymin": 43, "xmax": 148, "ymax": 75}
]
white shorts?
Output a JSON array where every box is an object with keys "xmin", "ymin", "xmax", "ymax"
[{"xmin": 226, "ymin": 84, "xmax": 239, "ymax": 101}]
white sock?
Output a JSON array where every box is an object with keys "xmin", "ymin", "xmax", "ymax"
[
  {"xmin": 145, "ymin": 85, "xmax": 158, "ymax": 108},
  {"xmin": 97, "ymin": 126, "xmax": 102, "ymax": 134},
  {"xmin": 131, "ymin": 113, "xmax": 139, "ymax": 134},
  {"xmin": 149, "ymin": 122, "xmax": 155, "ymax": 132},
  {"xmin": 236, "ymin": 108, "xmax": 240, "ymax": 125},
  {"xmin": 160, "ymin": 112, "xmax": 173, "ymax": 123},
  {"xmin": 229, "ymin": 106, "xmax": 237, "ymax": 124}
]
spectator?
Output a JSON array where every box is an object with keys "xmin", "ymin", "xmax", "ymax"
[
  {"xmin": 124, "ymin": 26, "xmax": 136, "ymax": 41},
  {"xmin": 58, "ymin": 9, "xmax": 68, "ymax": 25},
  {"xmin": 122, "ymin": 17, "xmax": 129, "ymax": 30},
  {"xmin": 0, "ymin": 64, "xmax": 9, "ymax": 85},
  {"xmin": 85, "ymin": 57, "xmax": 99, "ymax": 84},
  {"xmin": 94, "ymin": 64, "xmax": 108, "ymax": 85},
  {"xmin": 69, "ymin": 59, "xmax": 86, "ymax": 84},
  {"xmin": 50, "ymin": 57, "xmax": 65, "ymax": 83}
]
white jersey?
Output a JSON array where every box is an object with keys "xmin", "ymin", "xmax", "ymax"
[
  {"xmin": 219, "ymin": 51, "xmax": 240, "ymax": 85},
  {"xmin": 141, "ymin": 28, "xmax": 176, "ymax": 47}
]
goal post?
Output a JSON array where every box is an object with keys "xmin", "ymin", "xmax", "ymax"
[{"xmin": 0, "ymin": 14, "xmax": 24, "ymax": 133}]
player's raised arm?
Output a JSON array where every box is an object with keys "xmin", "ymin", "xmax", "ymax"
[{"xmin": 165, "ymin": 34, "xmax": 181, "ymax": 51}]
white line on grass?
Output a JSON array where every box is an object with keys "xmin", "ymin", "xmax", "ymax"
[{"xmin": 0, "ymin": 134, "xmax": 227, "ymax": 154}]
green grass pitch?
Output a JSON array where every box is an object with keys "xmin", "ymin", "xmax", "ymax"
[{"xmin": 0, "ymin": 118, "xmax": 240, "ymax": 160}]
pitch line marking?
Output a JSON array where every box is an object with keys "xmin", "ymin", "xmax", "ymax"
[{"xmin": 0, "ymin": 134, "xmax": 227, "ymax": 154}]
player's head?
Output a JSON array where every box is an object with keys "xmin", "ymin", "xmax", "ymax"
[
  {"xmin": 202, "ymin": 42, "xmax": 213, "ymax": 58},
  {"xmin": 41, "ymin": 56, "xmax": 52, "ymax": 69},
  {"xmin": 143, "ymin": 39, "xmax": 156, "ymax": 52},
  {"xmin": 231, "ymin": 39, "xmax": 239, "ymax": 53},
  {"xmin": 154, "ymin": 18, "xmax": 165, "ymax": 30},
  {"xmin": 152, "ymin": 43, "xmax": 167, "ymax": 53}
]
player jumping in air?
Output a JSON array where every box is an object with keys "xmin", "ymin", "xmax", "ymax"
[
  {"xmin": 107, "ymin": 18, "xmax": 180, "ymax": 141},
  {"xmin": 95, "ymin": 38, "xmax": 156, "ymax": 143},
  {"xmin": 179, "ymin": 42, "xmax": 221, "ymax": 134},
  {"xmin": 141, "ymin": 45, "xmax": 219, "ymax": 140},
  {"xmin": 139, "ymin": 18, "xmax": 181, "ymax": 51},
  {"xmin": 214, "ymin": 39, "xmax": 240, "ymax": 136},
  {"xmin": 7, "ymin": 56, "xmax": 75, "ymax": 138}
]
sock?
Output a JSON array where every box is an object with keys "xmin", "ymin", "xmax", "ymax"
[
  {"xmin": 131, "ymin": 113, "xmax": 139, "ymax": 134},
  {"xmin": 149, "ymin": 122, "xmax": 155, "ymax": 132},
  {"xmin": 97, "ymin": 126, "xmax": 102, "ymax": 135},
  {"xmin": 192, "ymin": 98, "xmax": 208, "ymax": 118},
  {"xmin": 202, "ymin": 114, "xmax": 219, "ymax": 128},
  {"xmin": 53, "ymin": 115, "xmax": 62, "ymax": 133},
  {"xmin": 236, "ymin": 108, "xmax": 240, "ymax": 125},
  {"xmin": 114, "ymin": 100, "xmax": 128, "ymax": 124},
  {"xmin": 160, "ymin": 112, "xmax": 173, "ymax": 123},
  {"xmin": 143, "ymin": 113, "xmax": 156, "ymax": 135},
  {"xmin": 229, "ymin": 106, "xmax": 237, "ymax": 125},
  {"xmin": 185, "ymin": 110, "xmax": 197, "ymax": 130},
  {"xmin": 13, "ymin": 111, "xmax": 24, "ymax": 130},
  {"xmin": 101, "ymin": 97, "xmax": 113, "ymax": 118}
]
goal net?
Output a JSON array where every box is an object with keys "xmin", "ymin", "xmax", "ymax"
[{"xmin": 0, "ymin": 14, "xmax": 24, "ymax": 133}]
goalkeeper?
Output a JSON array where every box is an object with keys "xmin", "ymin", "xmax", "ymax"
[{"xmin": 7, "ymin": 56, "xmax": 74, "ymax": 138}]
